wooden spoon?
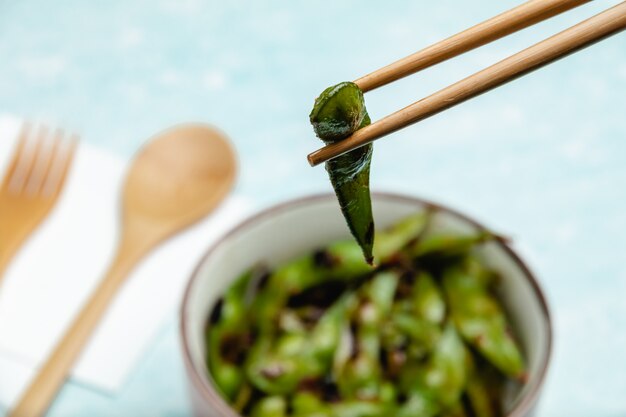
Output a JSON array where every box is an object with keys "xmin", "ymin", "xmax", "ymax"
[{"xmin": 10, "ymin": 124, "xmax": 237, "ymax": 417}]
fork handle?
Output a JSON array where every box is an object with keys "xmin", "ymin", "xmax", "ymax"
[
  {"xmin": 0, "ymin": 234, "xmax": 25, "ymax": 285},
  {"xmin": 0, "ymin": 245, "xmax": 17, "ymax": 283},
  {"xmin": 0, "ymin": 212, "xmax": 41, "ymax": 285},
  {"xmin": 8, "ymin": 248, "xmax": 138, "ymax": 417}
]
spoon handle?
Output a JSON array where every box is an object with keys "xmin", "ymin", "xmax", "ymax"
[{"xmin": 9, "ymin": 251, "xmax": 136, "ymax": 417}]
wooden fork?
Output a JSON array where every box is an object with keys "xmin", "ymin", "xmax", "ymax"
[{"xmin": 0, "ymin": 123, "xmax": 78, "ymax": 282}]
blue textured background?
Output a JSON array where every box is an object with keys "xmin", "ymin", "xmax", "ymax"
[{"xmin": 1, "ymin": 0, "xmax": 625, "ymax": 416}]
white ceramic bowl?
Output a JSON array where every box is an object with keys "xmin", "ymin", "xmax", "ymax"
[{"xmin": 180, "ymin": 193, "xmax": 552, "ymax": 417}]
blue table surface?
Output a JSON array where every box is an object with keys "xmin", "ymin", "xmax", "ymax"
[{"xmin": 1, "ymin": 0, "xmax": 625, "ymax": 416}]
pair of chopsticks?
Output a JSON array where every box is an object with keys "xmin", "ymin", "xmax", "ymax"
[{"xmin": 307, "ymin": 0, "xmax": 626, "ymax": 166}]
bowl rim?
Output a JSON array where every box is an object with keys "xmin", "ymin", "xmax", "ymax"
[{"xmin": 180, "ymin": 192, "xmax": 553, "ymax": 417}]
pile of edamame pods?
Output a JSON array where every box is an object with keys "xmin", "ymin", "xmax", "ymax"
[{"xmin": 206, "ymin": 209, "xmax": 526, "ymax": 417}]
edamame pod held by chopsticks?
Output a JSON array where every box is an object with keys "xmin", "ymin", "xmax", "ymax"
[{"xmin": 310, "ymin": 82, "xmax": 375, "ymax": 264}]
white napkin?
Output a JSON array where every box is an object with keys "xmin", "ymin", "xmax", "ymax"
[{"xmin": 0, "ymin": 115, "xmax": 251, "ymax": 408}]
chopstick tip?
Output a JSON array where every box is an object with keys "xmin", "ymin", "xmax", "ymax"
[{"xmin": 307, "ymin": 152, "xmax": 319, "ymax": 167}]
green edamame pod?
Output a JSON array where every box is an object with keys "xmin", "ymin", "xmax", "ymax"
[
  {"xmin": 329, "ymin": 400, "xmax": 395, "ymax": 417},
  {"xmin": 250, "ymin": 396, "xmax": 287, "ymax": 417},
  {"xmin": 442, "ymin": 402, "xmax": 469, "ymax": 417},
  {"xmin": 397, "ymin": 392, "xmax": 439, "ymax": 417},
  {"xmin": 210, "ymin": 265, "xmax": 253, "ymax": 331},
  {"xmin": 291, "ymin": 391, "xmax": 331, "ymax": 416},
  {"xmin": 460, "ymin": 255, "xmax": 499, "ymax": 287},
  {"xmin": 335, "ymin": 316, "xmax": 382, "ymax": 400},
  {"xmin": 310, "ymin": 81, "xmax": 375, "ymax": 264},
  {"xmin": 412, "ymin": 272, "xmax": 446, "ymax": 325},
  {"xmin": 206, "ymin": 268, "xmax": 254, "ymax": 400},
  {"xmin": 336, "ymin": 272, "xmax": 398, "ymax": 400},
  {"xmin": 233, "ymin": 383, "xmax": 252, "ymax": 413},
  {"xmin": 399, "ymin": 322, "xmax": 467, "ymax": 408},
  {"xmin": 366, "ymin": 270, "xmax": 399, "ymax": 316},
  {"xmin": 443, "ymin": 267, "xmax": 526, "ymax": 379},
  {"xmin": 245, "ymin": 336, "xmax": 292, "ymax": 394},
  {"xmin": 336, "ymin": 351, "xmax": 382, "ymax": 401},
  {"xmin": 426, "ymin": 322, "xmax": 468, "ymax": 407},
  {"xmin": 411, "ymin": 229, "xmax": 495, "ymax": 260},
  {"xmin": 466, "ymin": 372, "xmax": 498, "ymax": 417},
  {"xmin": 308, "ymin": 294, "xmax": 351, "ymax": 363},
  {"xmin": 379, "ymin": 381, "xmax": 398, "ymax": 405},
  {"xmin": 388, "ymin": 312, "xmax": 441, "ymax": 355},
  {"xmin": 373, "ymin": 211, "xmax": 430, "ymax": 263},
  {"xmin": 247, "ymin": 295, "xmax": 352, "ymax": 395},
  {"xmin": 207, "ymin": 339, "xmax": 244, "ymax": 401},
  {"xmin": 245, "ymin": 332, "xmax": 327, "ymax": 395}
]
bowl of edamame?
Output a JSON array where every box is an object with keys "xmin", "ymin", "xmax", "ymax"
[{"xmin": 180, "ymin": 193, "xmax": 552, "ymax": 417}]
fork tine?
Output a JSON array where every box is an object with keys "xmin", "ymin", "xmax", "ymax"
[
  {"xmin": 25, "ymin": 128, "xmax": 63, "ymax": 196},
  {"xmin": 1, "ymin": 122, "xmax": 32, "ymax": 191},
  {"xmin": 12, "ymin": 125, "xmax": 49, "ymax": 194},
  {"xmin": 41, "ymin": 133, "xmax": 78, "ymax": 198}
]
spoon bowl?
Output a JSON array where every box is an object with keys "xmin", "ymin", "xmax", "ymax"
[{"xmin": 122, "ymin": 124, "xmax": 237, "ymax": 248}]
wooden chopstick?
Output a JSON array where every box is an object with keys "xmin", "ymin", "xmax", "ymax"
[
  {"xmin": 355, "ymin": 0, "xmax": 591, "ymax": 93},
  {"xmin": 308, "ymin": 1, "xmax": 626, "ymax": 167}
]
